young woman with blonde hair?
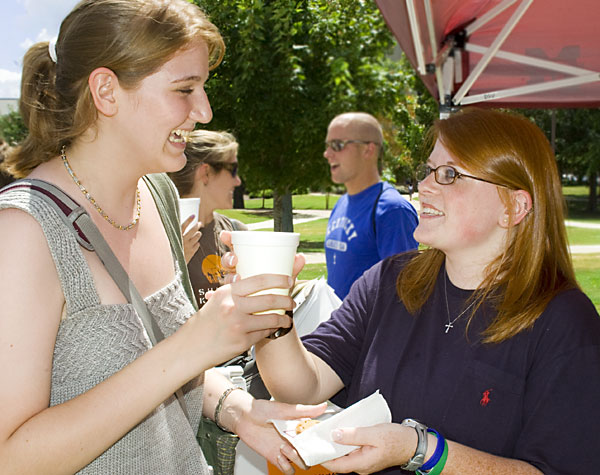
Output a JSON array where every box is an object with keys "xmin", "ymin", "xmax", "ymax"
[
  {"xmin": 251, "ymin": 107, "xmax": 600, "ymax": 475},
  {"xmin": 169, "ymin": 130, "xmax": 247, "ymax": 307},
  {"xmin": 0, "ymin": 1, "xmax": 322, "ymax": 473}
]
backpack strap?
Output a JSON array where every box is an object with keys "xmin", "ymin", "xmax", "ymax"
[{"xmin": 371, "ymin": 182, "xmax": 385, "ymax": 240}]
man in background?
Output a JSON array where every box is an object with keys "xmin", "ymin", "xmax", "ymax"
[{"xmin": 324, "ymin": 112, "xmax": 418, "ymax": 299}]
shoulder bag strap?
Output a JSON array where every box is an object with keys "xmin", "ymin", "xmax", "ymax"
[
  {"xmin": 144, "ymin": 173, "xmax": 198, "ymax": 310},
  {"xmin": 3, "ymin": 178, "xmax": 190, "ymax": 419}
]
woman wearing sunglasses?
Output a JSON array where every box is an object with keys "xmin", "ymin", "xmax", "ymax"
[
  {"xmin": 251, "ymin": 107, "xmax": 600, "ymax": 474},
  {"xmin": 169, "ymin": 130, "xmax": 247, "ymax": 308}
]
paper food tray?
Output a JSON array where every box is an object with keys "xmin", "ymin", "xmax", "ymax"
[{"xmin": 268, "ymin": 390, "xmax": 391, "ymax": 467}]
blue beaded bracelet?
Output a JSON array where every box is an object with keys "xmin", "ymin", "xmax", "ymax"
[{"xmin": 417, "ymin": 428, "xmax": 445, "ymax": 473}]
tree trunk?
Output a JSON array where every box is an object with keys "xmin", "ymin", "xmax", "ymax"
[
  {"xmin": 273, "ymin": 190, "xmax": 294, "ymax": 232},
  {"xmin": 233, "ymin": 183, "xmax": 245, "ymax": 209},
  {"xmin": 325, "ymin": 192, "xmax": 330, "ymax": 210},
  {"xmin": 588, "ymin": 171, "xmax": 598, "ymax": 212}
]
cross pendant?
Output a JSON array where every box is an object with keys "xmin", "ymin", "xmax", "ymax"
[{"xmin": 444, "ymin": 322, "xmax": 453, "ymax": 333}]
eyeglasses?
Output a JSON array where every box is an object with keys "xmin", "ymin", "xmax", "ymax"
[
  {"xmin": 325, "ymin": 139, "xmax": 372, "ymax": 152},
  {"xmin": 210, "ymin": 161, "xmax": 238, "ymax": 178},
  {"xmin": 415, "ymin": 163, "xmax": 509, "ymax": 188}
]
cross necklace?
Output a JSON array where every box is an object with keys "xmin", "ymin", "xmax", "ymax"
[{"xmin": 443, "ymin": 272, "xmax": 477, "ymax": 333}]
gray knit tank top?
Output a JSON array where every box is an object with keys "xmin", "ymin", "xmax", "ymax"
[{"xmin": 0, "ymin": 186, "xmax": 210, "ymax": 474}]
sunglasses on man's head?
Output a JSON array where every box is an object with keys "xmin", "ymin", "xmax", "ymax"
[
  {"xmin": 210, "ymin": 161, "xmax": 238, "ymax": 178},
  {"xmin": 325, "ymin": 139, "xmax": 372, "ymax": 152}
]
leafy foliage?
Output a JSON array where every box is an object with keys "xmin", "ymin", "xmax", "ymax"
[
  {"xmin": 0, "ymin": 110, "xmax": 28, "ymax": 146},
  {"xmin": 523, "ymin": 108, "xmax": 599, "ymax": 211},
  {"xmin": 195, "ymin": 0, "xmax": 430, "ymax": 228}
]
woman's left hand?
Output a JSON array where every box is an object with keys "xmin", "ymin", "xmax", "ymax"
[
  {"xmin": 181, "ymin": 217, "xmax": 202, "ymax": 264},
  {"xmin": 233, "ymin": 397, "xmax": 327, "ymax": 475},
  {"xmin": 320, "ymin": 423, "xmax": 411, "ymax": 475}
]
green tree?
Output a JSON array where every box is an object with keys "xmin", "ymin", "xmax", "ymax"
[
  {"xmin": 197, "ymin": 0, "xmax": 413, "ymax": 231},
  {"xmin": 386, "ymin": 55, "xmax": 438, "ymax": 186},
  {"xmin": 0, "ymin": 110, "xmax": 28, "ymax": 145},
  {"xmin": 524, "ymin": 108, "xmax": 600, "ymax": 212}
]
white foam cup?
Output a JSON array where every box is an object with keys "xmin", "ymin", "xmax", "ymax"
[
  {"xmin": 231, "ymin": 230, "xmax": 300, "ymax": 315},
  {"xmin": 178, "ymin": 198, "xmax": 200, "ymax": 233}
]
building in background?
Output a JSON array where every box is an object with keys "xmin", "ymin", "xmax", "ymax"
[{"xmin": 0, "ymin": 98, "xmax": 18, "ymax": 116}]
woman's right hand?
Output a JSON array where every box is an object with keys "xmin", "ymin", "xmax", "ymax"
[{"xmin": 184, "ymin": 273, "xmax": 295, "ymax": 369}]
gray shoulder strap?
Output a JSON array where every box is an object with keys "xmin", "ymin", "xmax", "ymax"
[
  {"xmin": 2, "ymin": 179, "xmax": 165, "ymax": 344},
  {"xmin": 1, "ymin": 178, "xmax": 190, "ymax": 419}
]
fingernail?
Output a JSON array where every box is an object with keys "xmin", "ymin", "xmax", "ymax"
[
  {"xmin": 331, "ymin": 429, "xmax": 342, "ymax": 441},
  {"xmin": 226, "ymin": 254, "xmax": 235, "ymax": 267},
  {"xmin": 231, "ymin": 274, "xmax": 239, "ymax": 283}
]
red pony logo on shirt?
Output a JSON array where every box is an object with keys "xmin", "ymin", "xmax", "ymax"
[{"xmin": 480, "ymin": 388, "xmax": 492, "ymax": 406}]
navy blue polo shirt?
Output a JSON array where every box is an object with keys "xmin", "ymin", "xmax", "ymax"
[{"xmin": 303, "ymin": 255, "xmax": 600, "ymax": 474}]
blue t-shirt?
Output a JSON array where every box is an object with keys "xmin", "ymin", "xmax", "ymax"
[
  {"xmin": 325, "ymin": 182, "xmax": 418, "ymax": 299},
  {"xmin": 303, "ymin": 255, "xmax": 600, "ymax": 475}
]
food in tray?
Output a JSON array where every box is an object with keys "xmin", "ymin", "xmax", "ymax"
[{"xmin": 295, "ymin": 419, "xmax": 321, "ymax": 434}]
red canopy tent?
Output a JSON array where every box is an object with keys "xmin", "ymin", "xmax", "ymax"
[{"xmin": 375, "ymin": 0, "xmax": 600, "ymax": 112}]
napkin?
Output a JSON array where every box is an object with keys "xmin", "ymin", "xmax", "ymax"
[{"xmin": 269, "ymin": 390, "xmax": 391, "ymax": 466}]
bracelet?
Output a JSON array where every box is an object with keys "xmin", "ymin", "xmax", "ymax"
[
  {"xmin": 417, "ymin": 428, "xmax": 445, "ymax": 472},
  {"xmin": 266, "ymin": 310, "xmax": 294, "ymax": 339},
  {"xmin": 421, "ymin": 438, "xmax": 448, "ymax": 475},
  {"xmin": 400, "ymin": 418, "xmax": 428, "ymax": 471},
  {"xmin": 214, "ymin": 387, "xmax": 243, "ymax": 432}
]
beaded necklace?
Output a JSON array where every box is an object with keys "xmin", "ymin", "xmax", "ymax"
[{"xmin": 61, "ymin": 145, "xmax": 141, "ymax": 231}]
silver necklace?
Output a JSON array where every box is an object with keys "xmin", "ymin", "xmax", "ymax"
[
  {"xmin": 443, "ymin": 273, "xmax": 477, "ymax": 333},
  {"xmin": 61, "ymin": 145, "xmax": 141, "ymax": 231}
]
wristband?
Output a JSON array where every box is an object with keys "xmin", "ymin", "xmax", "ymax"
[
  {"xmin": 266, "ymin": 309, "xmax": 294, "ymax": 339},
  {"xmin": 421, "ymin": 438, "xmax": 448, "ymax": 475},
  {"xmin": 417, "ymin": 428, "xmax": 445, "ymax": 472},
  {"xmin": 214, "ymin": 387, "xmax": 243, "ymax": 432}
]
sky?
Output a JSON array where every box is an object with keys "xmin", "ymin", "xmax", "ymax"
[{"xmin": 0, "ymin": 0, "xmax": 79, "ymax": 98}]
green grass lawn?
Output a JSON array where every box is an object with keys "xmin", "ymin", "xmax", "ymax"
[
  {"xmin": 243, "ymin": 193, "xmax": 340, "ymax": 210},
  {"xmin": 567, "ymin": 226, "xmax": 600, "ymax": 245},
  {"xmin": 572, "ymin": 254, "xmax": 600, "ymax": 309},
  {"xmin": 564, "ymin": 185, "xmax": 591, "ymax": 196},
  {"xmin": 218, "ymin": 208, "xmax": 274, "ymax": 224},
  {"xmin": 297, "ymin": 263, "xmax": 327, "ymax": 281},
  {"xmin": 295, "ymin": 218, "xmax": 328, "ymax": 252},
  {"xmin": 564, "ymin": 185, "xmax": 600, "ymax": 224}
]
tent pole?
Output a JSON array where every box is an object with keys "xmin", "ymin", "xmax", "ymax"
[
  {"xmin": 453, "ymin": 0, "xmax": 534, "ymax": 105},
  {"xmin": 460, "ymin": 73, "xmax": 600, "ymax": 105},
  {"xmin": 454, "ymin": 49, "xmax": 463, "ymax": 84},
  {"xmin": 466, "ymin": 44, "xmax": 596, "ymax": 76},
  {"xmin": 405, "ymin": 0, "xmax": 426, "ymax": 75},
  {"xmin": 465, "ymin": 0, "xmax": 519, "ymax": 36},
  {"xmin": 423, "ymin": 0, "xmax": 446, "ymax": 104}
]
